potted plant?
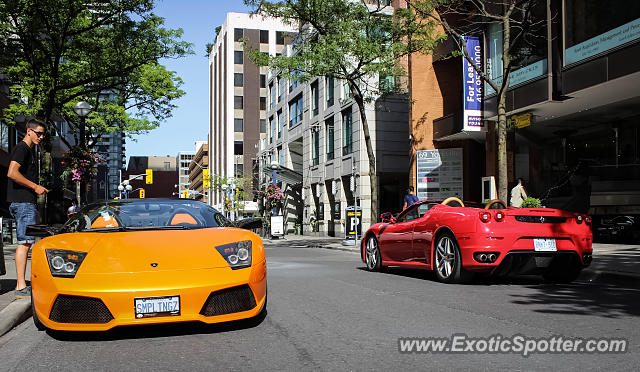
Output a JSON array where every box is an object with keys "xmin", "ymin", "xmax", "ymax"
[{"xmin": 520, "ymin": 197, "xmax": 542, "ymax": 208}]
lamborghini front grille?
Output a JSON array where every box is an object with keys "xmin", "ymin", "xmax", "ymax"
[
  {"xmin": 200, "ymin": 285, "xmax": 257, "ymax": 316},
  {"xmin": 49, "ymin": 295, "xmax": 114, "ymax": 324}
]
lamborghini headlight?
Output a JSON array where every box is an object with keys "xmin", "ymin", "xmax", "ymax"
[
  {"xmin": 215, "ymin": 240, "xmax": 252, "ymax": 269},
  {"xmin": 45, "ymin": 249, "xmax": 87, "ymax": 278}
]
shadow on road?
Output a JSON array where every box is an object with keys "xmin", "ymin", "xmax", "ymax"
[
  {"xmin": 357, "ymin": 266, "xmax": 640, "ymax": 317},
  {"xmin": 509, "ymin": 282, "xmax": 640, "ymax": 318},
  {"xmin": 45, "ymin": 309, "xmax": 268, "ymax": 342}
]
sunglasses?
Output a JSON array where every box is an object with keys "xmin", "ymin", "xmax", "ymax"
[{"xmin": 31, "ymin": 129, "xmax": 45, "ymax": 137}]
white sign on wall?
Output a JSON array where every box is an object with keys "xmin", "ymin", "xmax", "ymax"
[{"xmin": 416, "ymin": 148, "xmax": 464, "ymax": 200}]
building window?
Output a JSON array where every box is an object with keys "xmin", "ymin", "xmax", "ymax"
[
  {"xmin": 269, "ymin": 83, "xmax": 275, "ymax": 109},
  {"xmin": 260, "ymin": 97, "xmax": 266, "ymax": 110},
  {"xmin": 277, "ymin": 145, "xmax": 283, "ymax": 165},
  {"xmin": 277, "ymin": 110, "xmax": 283, "ymax": 138},
  {"xmin": 260, "ymin": 29, "xmax": 269, "ymax": 43},
  {"xmin": 260, "ymin": 119, "xmax": 266, "ymax": 133},
  {"xmin": 234, "ymin": 118, "xmax": 243, "ymax": 132},
  {"xmin": 276, "ymin": 31, "xmax": 285, "ymax": 45},
  {"xmin": 234, "ymin": 96, "xmax": 243, "ymax": 109},
  {"xmin": 278, "ymin": 77, "xmax": 284, "ymax": 102},
  {"xmin": 234, "ymin": 73, "xmax": 243, "ymax": 87},
  {"xmin": 325, "ymin": 76, "xmax": 334, "ymax": 108},
  {"xmin": 342, "ymin": 108, "xmax": 353, "ymax": 156},
  {"xmin": 342, "ymin": 80, "xmax": 351, "ymax": 100},
  {"xmin": 289, "ymin": 94, "xmax": 303, "ymax": 127},
  {"xmin": 234, "ymin": 141, "xmax": 243, "ymax": 155},
  {"xmin": 269, "ymin": 116, "xmax": 275, "ymax": 143},
  {"xmin": 311, "ymin": 128, "xmax": 320, "ymax": 166},
  {"xmin": 311, "ymin": 81, "xmax": 319, "ymax": 117},
  {"xmin": 234, "ymin": 50, "xmax": 243, "ymax": 64},
  {"xmin": 289, "ymin": 71, "xmax": 300, "ymax": 92},
  {"xmin": 326, "ymin": 117, "xmax": 334, "ymax": 161},
  {"xmin": 234, "ymin": 28, "xmax": 244, "ymax": 42},
  {"xmin": 260, "ymin": 74, "xmax": 266, "ymax": 88},
  {"xmin": 235, "ymin": 163, "xmax": 243, "ymax": 178}
]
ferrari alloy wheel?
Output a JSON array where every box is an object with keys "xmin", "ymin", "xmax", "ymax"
[
  {"xmin": 365, "ymin": 235, "xmax": 382, "ymax": 271},
  {"xmin": 434, "ymin": 233, "xmax": 471, "ymax": 283}
]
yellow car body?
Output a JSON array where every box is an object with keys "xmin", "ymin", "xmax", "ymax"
[{"xmin": 30, "ymin": 200, "xmax": 266, "ymax": 332}]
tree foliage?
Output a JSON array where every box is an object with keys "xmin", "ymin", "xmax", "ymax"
[
  {"xmin": 407, "ymin": 0, "xmax": 545, "ymax": 201},
  {"xmin": 0, "ymin": 0, "xmax": 192, "ymax": 142},
  {"xmin": 244, "ymin": 0, "xmax": 444, "ymax": 222}
]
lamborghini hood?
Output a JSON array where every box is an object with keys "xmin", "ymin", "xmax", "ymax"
[{"xmin": 41, "ymin": 228, "xmax": 258, "ymax": 273}]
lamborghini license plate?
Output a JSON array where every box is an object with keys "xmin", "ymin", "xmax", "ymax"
[
  {"xmin": 533, "ymin": 238, "xmax": 557, "ymax": 252},
  {"xmin": 134, "ymin": 295, "xmax": 180, "ymax": 318}
]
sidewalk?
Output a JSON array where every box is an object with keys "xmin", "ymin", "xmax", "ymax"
[
  {"xmin": 1, "ymin": 240, "xmax": 637, "ymax": 336},
  {"xmin": 0, "ymin": 243, "xmax": 31, "ymax": 337}
]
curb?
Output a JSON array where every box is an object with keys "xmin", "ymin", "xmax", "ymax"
[{"xmin": 0, "ymin": 299, "xmax": 31, "ymax": 337}]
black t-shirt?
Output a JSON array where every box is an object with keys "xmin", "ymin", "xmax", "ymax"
[{"xmin": 7, "ymin": 141, "xmax": 37, "ymax": 203}]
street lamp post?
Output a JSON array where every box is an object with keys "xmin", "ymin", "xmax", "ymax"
[
  {"xmin": 270, "ymin": 160, "xmax": 279, "ymax": 216},
  {"xmin": 73, "ymin": 101, "xmax": 92, "ymax": 206},
  {"xmin": 221, "ymin": 183, "xmax": 229, "ymax": 218}
]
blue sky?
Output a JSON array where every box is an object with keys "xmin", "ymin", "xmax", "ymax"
[{"xmin": 128, "ymin": 0, "xmax": 251, "ymax": 157}]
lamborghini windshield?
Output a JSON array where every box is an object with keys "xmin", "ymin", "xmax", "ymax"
[{"xmin": 60, "ymin": 199, "xmax": 231, "ymax": 233}]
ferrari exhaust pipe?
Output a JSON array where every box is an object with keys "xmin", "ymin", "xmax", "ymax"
[
  {"xmin": 478, "ymin": 254, "xmax": 487, "ymax": 262},
  {"xmin": 488, "ymin": 253, "xmax": 497, "ymax": 262}
]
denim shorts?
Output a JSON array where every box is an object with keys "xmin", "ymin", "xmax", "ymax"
[{"xmin": 9, "ymin": 202, "xmax": 38, "ymax": 245}]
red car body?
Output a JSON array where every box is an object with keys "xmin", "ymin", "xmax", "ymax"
[{"xmin": 361, "ymin": 199, "xmax": 593, "ymax": 283}]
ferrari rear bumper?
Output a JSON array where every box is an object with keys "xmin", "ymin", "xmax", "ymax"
[
  {"xmin": 457, "ymin": 232, "xmax": 592, "ymax": 273},
  {"xmin": 32, "ymin": 260, "xmax": 267, "ymax": 331}
]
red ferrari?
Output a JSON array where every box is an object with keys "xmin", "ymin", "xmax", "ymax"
[{"xmin": 361, "ymin": 198, "xmax": 593, "ymax": 283}]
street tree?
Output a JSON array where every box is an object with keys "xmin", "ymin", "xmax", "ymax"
[
  {"xmin": 0, "ymin": 0, "xmax": 191, "ymax": 187},
  {"xmin": 407, "ymin": 0, "xmax": 546, "ymax": 201},
  {"xmin": 244, "ymin": 0, "xmax": 444, "ymax": 223}
]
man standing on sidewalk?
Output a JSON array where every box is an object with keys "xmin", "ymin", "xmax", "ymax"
[{"xmin": 7, "ymin": 119, "xmax": 49, "ymax": 298}]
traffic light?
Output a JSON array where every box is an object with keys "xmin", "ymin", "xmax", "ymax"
[
  {"xmin": 139, "ymin": 188, "xmax": 145, "ymax": 198},
  {"xmin": 182, "ymin": 189, "xmax": 189, "ymax": 198},
  {"xmin": 145, "ymin": 168, "xmax": 153, "ymax": 184},
  {"xmin": 202, "ymin": 169, "xmax": 210, "ymax": 188}
]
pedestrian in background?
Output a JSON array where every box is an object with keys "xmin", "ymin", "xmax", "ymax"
[
  {"xmin": 7, "ymin": 118, "xmax": 49, "ymax": 298},
  {"xmin": 510, "ymin": 178, "xmax": 528, "ymax": 207},
  {"xmin": 67, "ymin": 199, "xmax": 78, "ymax": 216},
  {"xmin": 403, "ymin": 185, "xmax": 419, "ymax": 210}
]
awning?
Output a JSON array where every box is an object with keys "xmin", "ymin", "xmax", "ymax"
[{"xmin": 263, "ymin": 165, "xmax": 303, "ymax": 186}]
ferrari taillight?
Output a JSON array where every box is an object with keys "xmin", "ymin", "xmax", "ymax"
[
  {"xmin": 494, "ymin": 211, "xmax": 505, "ymax": 222},
  {"xmin": 479, "ymin": 211, "xmax": 491, "ymax": 223}
]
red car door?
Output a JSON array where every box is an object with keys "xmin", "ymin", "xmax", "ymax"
[
  {"xmin": 378, "ymin": 204, "xmax": 421, "ymax": 262},
  {"xmin": 412, "ymin": 204, "xmax": 439, "ymax": 265}
]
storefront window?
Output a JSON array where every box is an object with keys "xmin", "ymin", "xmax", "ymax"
[
  {"xmin": 564, "ymin": 1, "xmax": 640, "ymax": 65},
  {"xmin": 485, "ymin": 1, "xmax": 548, "ymax": 95}
]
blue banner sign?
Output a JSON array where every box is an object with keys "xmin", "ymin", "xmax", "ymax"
[
  {"xmin": 462, "ymin": 36, "xmax": 483, "ymax": 131},
  {"xmin": 565, "ymin": 17, "xmax": 640, "ymax": 66}
]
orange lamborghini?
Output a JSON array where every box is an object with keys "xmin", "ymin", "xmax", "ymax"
[{"xmin": 28, "ymin": 199, "xmax": 267, "ymax": 331}]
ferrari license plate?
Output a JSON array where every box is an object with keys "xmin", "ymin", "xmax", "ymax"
[
  {"xmin": 533, "ymin": 238, "xmax": 557, "ymax": 252},
  {"xmin": 134, "ymin": 295, "xmax": 180, "ymax": 318}
]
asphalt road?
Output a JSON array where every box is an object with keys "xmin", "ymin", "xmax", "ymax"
[{"xmin": 1, "ymin": 242, "xmax": 638, "ymax": 371}]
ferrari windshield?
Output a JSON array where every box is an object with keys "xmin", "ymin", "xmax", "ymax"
[{"xmin": 60, "ymin": 199, "xmax": 231, "ymax": 233}]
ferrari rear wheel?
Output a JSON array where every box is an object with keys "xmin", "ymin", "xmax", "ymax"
[
  {"xmin": 433, "ymin": 233, "xmax": 471, "ymax": 284},
  {"xmin": 365, "ymin": 235, "xmax": 383, "ymax": 272}
]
